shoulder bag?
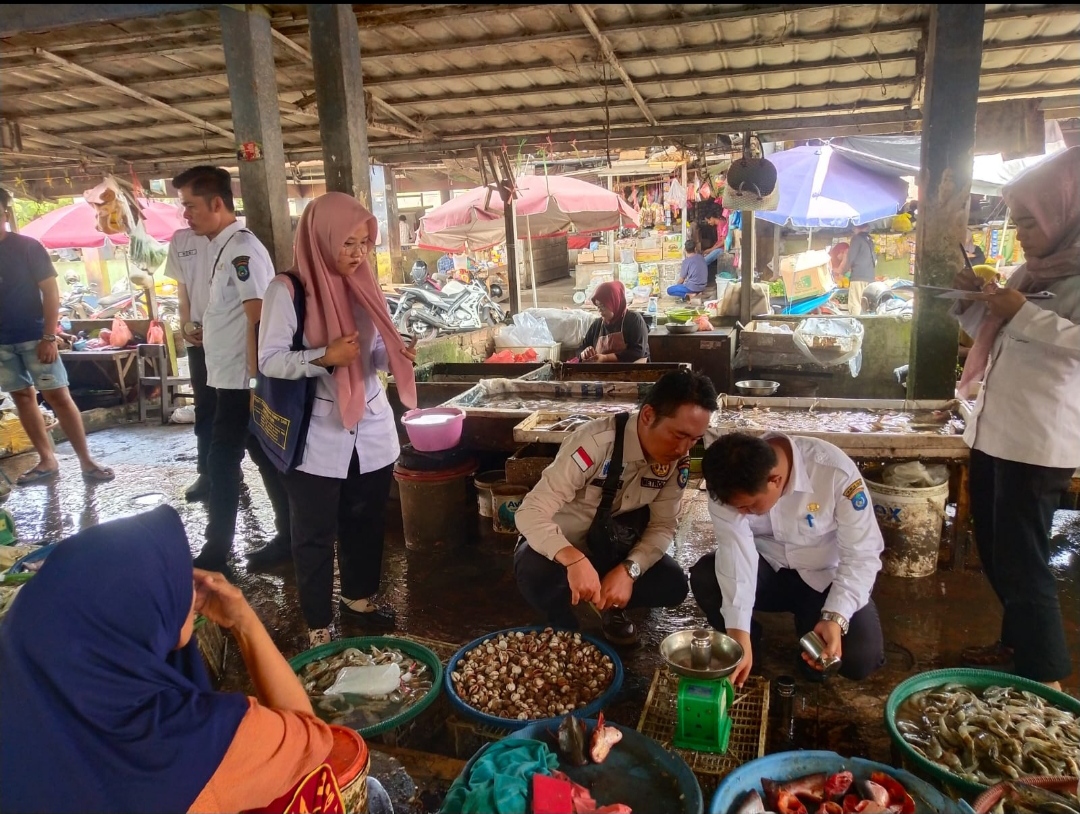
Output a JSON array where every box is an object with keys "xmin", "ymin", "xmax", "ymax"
[
  {"xmin": 249, "ymin": 272, "xmax": 318, "ymax": 473},
  {"xmin": 586, "ymin": 411, "xmax": 651, "ymax": 573}
]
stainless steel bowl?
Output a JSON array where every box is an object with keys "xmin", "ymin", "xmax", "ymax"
[
  {"xmin": 666, "ymin": 323, "xmax": 699, "ymax": 334},
  {"xmin": 735, "ymin": 379, "xmax": 780, "ymax": 396},
  {"xmin": 660, "ymin": 629, "xmax": 744, "ymax": 680}
]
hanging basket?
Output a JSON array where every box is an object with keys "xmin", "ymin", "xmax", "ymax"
[{"xmin": 723, "ymin": 150, "xmax": 780, "ymax": 212}]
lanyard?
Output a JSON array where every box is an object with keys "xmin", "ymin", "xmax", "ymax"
[{"xmin": 209, "ymin": 228, "xmax": 248, "ymax": 282}]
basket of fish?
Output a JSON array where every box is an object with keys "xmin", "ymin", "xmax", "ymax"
[
  {"xmin": 289, "ymin": 636, "xmax": 443, "ymax": 737},
  {"xmin": 444, "ymin": 626, "xmax": 624, "ymax": 731},
  {"xmin": 886, "ymin": 668, "xmax": 1080, "ymax": 797},
  {"xmin": 709, "ymin": 751, "xmax": 970, "ymax": 814}
]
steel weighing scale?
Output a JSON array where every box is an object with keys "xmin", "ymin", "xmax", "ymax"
[{"xmin": 659, "ymin": 629, "xmax": 744, "ymax": 755}]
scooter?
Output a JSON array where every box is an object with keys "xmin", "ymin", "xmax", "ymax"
[{"xmin": 392, "ymin": 278, "xmax": 505, "ymax": 339}]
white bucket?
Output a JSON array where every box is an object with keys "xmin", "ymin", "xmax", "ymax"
[
  {"xmin": 865, "ymin": 472, "xmax": 949, "ymax": 578},
  {"xmin": 491, "ymin": 484, "xmax": 529, "ymax": 534},
  {"xmin": 473, "ymin": 471, "xmax": 505, "ymax": 519}
]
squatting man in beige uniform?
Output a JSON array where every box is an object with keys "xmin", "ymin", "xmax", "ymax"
[{"xmin": 514, "ymin": 370, "xmax": 717, "ymax": 645}]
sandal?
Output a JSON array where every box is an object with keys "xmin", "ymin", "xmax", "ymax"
[
  {"xmin": 960, "ymin": 640, "xmax": 1014, "ymax": 667},
  {"xmin": 81, "ymin": 465, "xmax": 115, "ymax": 483},
  {"xmin": 16, "ymin": 466, "xmax": 59, "ymax": 486}
]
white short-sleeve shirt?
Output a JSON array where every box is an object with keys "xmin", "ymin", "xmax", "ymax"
[
  {"xmin": 202, "ymin": 221, "xmax": 275, "ymax": 390},
  {"xmin": 163, "ymin": 228, "xmax": 212, "ymax": 335}
]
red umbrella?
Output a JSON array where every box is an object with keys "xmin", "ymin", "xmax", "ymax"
[
  {"xmin": 20, "ymin": 199, "xmax": 187, "ymax": 249},
  {"xmin": 417, "ymin": 174, "xmax": 639, "ymax": 252}
]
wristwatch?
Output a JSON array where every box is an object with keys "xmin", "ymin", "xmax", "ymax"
[
  {"xmin": 41, "ymin": 334, "xmax": 57, "ymax": 342},
  {"xmin": 248, "ymin": 376, "xmax": 258, "ymax": 389},
  {"xmin": 819, "ymin": 611, "xmax": 849, "ymax": 636},
  {"xmin": 622, "ymin": 559, "xmax": 641, "ymax": 581}
]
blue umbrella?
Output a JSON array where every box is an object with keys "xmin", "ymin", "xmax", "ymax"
[{"xmin": 756, "ymin": 145, "xmax": 908, "ymax": 229}]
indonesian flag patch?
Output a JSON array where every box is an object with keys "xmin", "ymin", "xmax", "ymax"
[{"xmin": 571, "ymin": 447, "xmax": 593, "ymax": 472}]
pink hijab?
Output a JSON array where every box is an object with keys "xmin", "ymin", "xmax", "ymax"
[
  {"xmin": 959, "ymin": 147, "xmax": 1080, "ymax": 397},
  {"xmin": 291, "ymin": 192, "xmax": 416, "ymax": 426}
]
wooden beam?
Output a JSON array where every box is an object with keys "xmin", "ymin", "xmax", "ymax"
[
  {"xmin": 18, "ymin": 123, "xmax": 121, "ymax": 161},
  {"xmin": 574, "ymin": 4, "xmax": 656, "ymax": 125},
  {"xmin": 270, "ymin": 25, "xmax": 428, "ymax": 139},
  {"xmin": 32, "ymin": 48, "xmax": 234, "ymax": 139},
  {"xmin": 0, "ymin": 4, "xmax": 213, "ymax": 38}
]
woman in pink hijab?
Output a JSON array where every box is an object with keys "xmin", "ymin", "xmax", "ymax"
[
  {"xmin": 952, "ymin": 146, "xmax": 1080, "ymax": 687},
  {"xmin": 258, "ymin": 193, "xmax": 417, "ymax": 647}
]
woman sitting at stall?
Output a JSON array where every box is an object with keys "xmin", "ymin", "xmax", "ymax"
[
  {"xmin": 577, "ymin": 280, "xmax": 650, "ymax": 363},
  {"xmin": 259, "ymin": 192, "xmax": 417, "ymax": 647},
  {"xmin": 0, "ymin": 505, "xmax": 335, "ymax": 814}
]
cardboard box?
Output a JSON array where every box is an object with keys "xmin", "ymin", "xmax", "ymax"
[
  {"xmin": 577, "ymin": 250, "xmax": 594, "ymax": 264},
  {"xmin": 635, "ymin": 249, "xmax": 663, "ymax": 263},
  {"xmin": 779, "ymin": 250, "xmax": 834, "ymax": 300},
  {"xmin": 593, "ymin": 248, "xmax": 610, "ymax": 263}
]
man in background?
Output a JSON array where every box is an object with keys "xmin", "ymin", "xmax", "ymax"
[
  {"xmin": 171, "ymin": 167, "xmax": 290, "ymax": 574},
  {"xmin": 839, "ymin": 223, "xmax": 877, "ymax": 316},
  {"xmin": 0, "ymin": 187, "xmax": 114, "ymax": 486},
  {"xmin": 164, "ymin": 227, "xmax": 213, "ymax": 501}
]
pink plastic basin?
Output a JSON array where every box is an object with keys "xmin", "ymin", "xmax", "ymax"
[{"xmin": 401, "ymin": 407, "xmax": 465, "ymax": 452}]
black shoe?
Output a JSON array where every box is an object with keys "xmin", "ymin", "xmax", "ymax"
[
  {"xmin": 184, "ymin": 474, "xmax": 211, "ymax": 502},
  {"xmin": 601, "ymin": 609, "xmax": 638, "ymax": 647},
  {"xmin": 339, "ymin": 600, "xmax": 396, "ymax": 630},
  {"xmin": 246, "ymin": 537, "xmax": 292, "ymax": 570},
  {"xmin": 192, "ymin": 551, "xmax": 233, "ymax": 580}
]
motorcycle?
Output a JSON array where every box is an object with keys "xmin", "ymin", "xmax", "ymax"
[
  {"xmin": 392, "ymin": 278, "xmax": 505, "ymax": 339},
  {"xmin": 59, "ymin": 274, "xmax": 100, "ymax": 320}
]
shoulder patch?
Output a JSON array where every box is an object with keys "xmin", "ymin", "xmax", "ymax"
[
  {"xmin": 677, "ymin": 459, "xmax": 691, "ymax": 489},
  {"xmin": 651, "ymin": 462, "xmax": 671, "ymax": 478},
  {"xmin": 571, "ymin": 446, "xmax": 593, "ymax": 473},
  {"xmin": 843, "ymin": 479, "xmax": 865, "ymax": 500},
  {"xmin": 851, "ymin": 491, "xmax": 868, "ymax": 511},
  {"xmin": 232, "ymin": 255, "xmax": 251, "ymax": 281}
]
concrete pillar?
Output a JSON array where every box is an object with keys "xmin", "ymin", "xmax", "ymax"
[
  {"xmin": 907, "ymin": 4, "xmax": 985, "ymax": 399},
  {"xmin": 307, "ymin": 4, "xmax": 372, "ymax": 207},
  {"xmin": 739, "ymin": 211, "xmax": 756, "ymax": 324},
  {"xmin": 220, "ymin": 5, "xmax": 292, "ymax": 273}
]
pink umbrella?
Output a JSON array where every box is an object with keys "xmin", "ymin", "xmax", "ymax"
[
  {"xmin": 417, "ymin": 174, "xmax": 639, "ymax": 252},
  {"xmin": 20, "ymin": 199, "xmax": 187, "ymax": 249}
]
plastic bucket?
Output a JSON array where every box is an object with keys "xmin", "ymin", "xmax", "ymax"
[
  {"xmin": 491, "ymin": 484, "xmax": 529, "ymax": 534},
  {"xmin": 864, "ymin": 470, "xmax": 949, "ymax": 578},
  {"xmin": 327, "ymin": 726, "xmax": 370, "ymax": 813},
  {"xmin": 473, "ymin": 470, "xmax": 505, "ymax": 519},
  {"xmin": 394, "ymin": 459, "xmax": 477, "ymax": 549}
]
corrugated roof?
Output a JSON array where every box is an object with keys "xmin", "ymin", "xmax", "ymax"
[{"xmin": 1, "ymin": 3, "xmax": 1077, "ymax": 186}]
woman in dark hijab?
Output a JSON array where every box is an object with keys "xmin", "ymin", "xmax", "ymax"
[{"xmin": 0, "ymin": 505, "xmax": 333, "ymax": 813}]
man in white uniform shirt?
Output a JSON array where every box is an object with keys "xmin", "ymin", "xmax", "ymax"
[
  {"xmin": 163, "ymin": 227, "xmax": 213, "ymax": 501},
  {"xmin": 172, "ymin": 166, "xmax": 291, "ymax": 574},
  {"xmin": 690, "ymin": 432, "xmax": 885, "ymax": 686}
]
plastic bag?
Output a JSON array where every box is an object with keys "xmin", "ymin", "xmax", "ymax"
[
  {"xmin": 326, "ymin": 663, "xmax": 401, "ymax": 697},
  {"xmin": 522, "ymin": 308, "xmax": 594, "ymax": 348},
  {"xmin": 109, "ymin": 317, "xmax": 133, "ymax": 348},
  {"xmin": 146, "ymin": 320, "xmax": 165, "ymax": 345},
  {"xmin": 494, "ymin": 312, "xmax": 555, "ymax": 349},
  {"xmin": 792, "ymin": 318, "xmax": 865, "ymax": 377},
  {"xmin": 882, "ymin": 461, "xmax": 949, "ymax": 489},
  {"xmin": 169, "ymin": 404, "xmax": 196, "ymax": 424}
]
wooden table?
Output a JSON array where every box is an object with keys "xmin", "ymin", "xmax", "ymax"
[{"xmin": 60, "ymin": 349, "xmax": 138, "ymax": 406}]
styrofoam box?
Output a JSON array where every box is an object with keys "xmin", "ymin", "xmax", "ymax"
[{"xmin": 491, "ymin": 341, "xmax": 562, "ymax": 361}]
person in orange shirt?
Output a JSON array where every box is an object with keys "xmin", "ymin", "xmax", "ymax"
[{"xmin": 0, "ymin": 505, "xmax": 333, "ymax": 814}]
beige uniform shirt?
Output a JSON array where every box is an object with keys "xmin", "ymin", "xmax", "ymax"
[{"xmin": 515, "ymin": 411, "xmax": 691, "ymax": 572}]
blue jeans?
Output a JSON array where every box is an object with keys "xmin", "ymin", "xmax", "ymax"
[
  {"xmin": 0, "ymin": 340, "xmax": 69, "ymax": 393},
  {"xmin": 667, "ymin": 284, "xmax": 701, "ymax": 298},
  {"xmin": 704, "ymin": 247, "xmax": 724, "ymax": 265}
]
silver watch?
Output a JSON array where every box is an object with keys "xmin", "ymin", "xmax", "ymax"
[
  {"xmin": 622, "ymin": 559, "xmax": 641, "ymax": 581},
  {"xmin": 820, "ymin": 611, "xmax": 849, "ymax": 636}
]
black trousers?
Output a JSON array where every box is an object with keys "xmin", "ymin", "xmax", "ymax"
[
  {"xmin": 202, "ymin": 388, "xmax": 291, "ymax": 562},
  {"xmin": 969, "ymin": 448, "xmax": 1073, "ymax": 682},
  {"xmin": 282, "ymin": 455, "xmax": 394, "ymax": 629},
  {"xmin": 186, "ymin": 346, "xmax": 214, "ymax": 474},
  {"xmin": 514, "ymin": 541, "xmax": 689, "ymax": 628},
  {"xmin": 689, "ymin": 553, "xmax": 885, "ymax": 680}
]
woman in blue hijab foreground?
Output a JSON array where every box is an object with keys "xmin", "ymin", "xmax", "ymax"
[{"xmin": 0, "ymin": 505, "xmax": 334, "ymax": 814}]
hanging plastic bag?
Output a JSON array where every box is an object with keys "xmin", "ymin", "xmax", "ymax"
[
  {"xmin": 109, "ymin": 317, "xmax": 133, "ymax": 348},
  {"xmin": 146, "ymin": 320, "xmax": 165, "ymax": 345},
  {"xmin": 326, "ymin": 663, "xmax": 401, "ymax": 697}
]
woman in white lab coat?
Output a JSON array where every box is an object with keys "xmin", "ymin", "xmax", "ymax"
[
  {"xmin": 953, "ymin": 147, "xmax": 1080, "ymax": 688},
  {"xmin": 259, "ymin": 193, "xmax": 417, "ymax": 647}
]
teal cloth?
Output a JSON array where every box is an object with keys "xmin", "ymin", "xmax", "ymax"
[{"xmin": 441, "ymin": 739, "xmax": 559, "ymax": 814}]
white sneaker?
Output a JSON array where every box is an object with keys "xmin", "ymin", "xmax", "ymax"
[{"xmin": 308, "ymin": 627, "xmax": 332, "ymax": 648}]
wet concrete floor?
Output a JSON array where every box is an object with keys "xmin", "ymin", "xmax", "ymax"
[{"xmin": 3, "ymin": 422, "xmax": 1079, "ymax": 810}]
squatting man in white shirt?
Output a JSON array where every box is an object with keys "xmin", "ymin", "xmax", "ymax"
[{"xmin": 689, "ymin": 432, "xmax": 886, "ymax": 686}]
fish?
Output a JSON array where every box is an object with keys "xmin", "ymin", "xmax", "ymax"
[
  {"xmin": 730, "ymin": 789, "xmax": 766, "ymax": 814},
  {"xmin": 763, "ymin": 773, "xmax": 827, "ymax": 807},
  {"xmin": 859, "ymin": 781, "xmax": 889, "ymax": 808},
  {"xmin": 589, "ymin": 712, "xmax": 622, "ymax": 764},
  {"xmin": 999, "ymin": 781, "xmax": 1080, "ymax": 814},
  {"xmin": 824, "ymin": 772, "xmax": 854, "ymax": 801},
  {"xmin": 816, "ymin": 804, "xmax": 843, "ymax": 814},
  {"xmin": 555, "ymin": 714, "xmax": 589, "ymax": 766}
]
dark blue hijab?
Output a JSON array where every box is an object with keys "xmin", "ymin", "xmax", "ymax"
[{"xmin": 0, "ymin": 505, "xmax": 249, "ymax": 814}]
